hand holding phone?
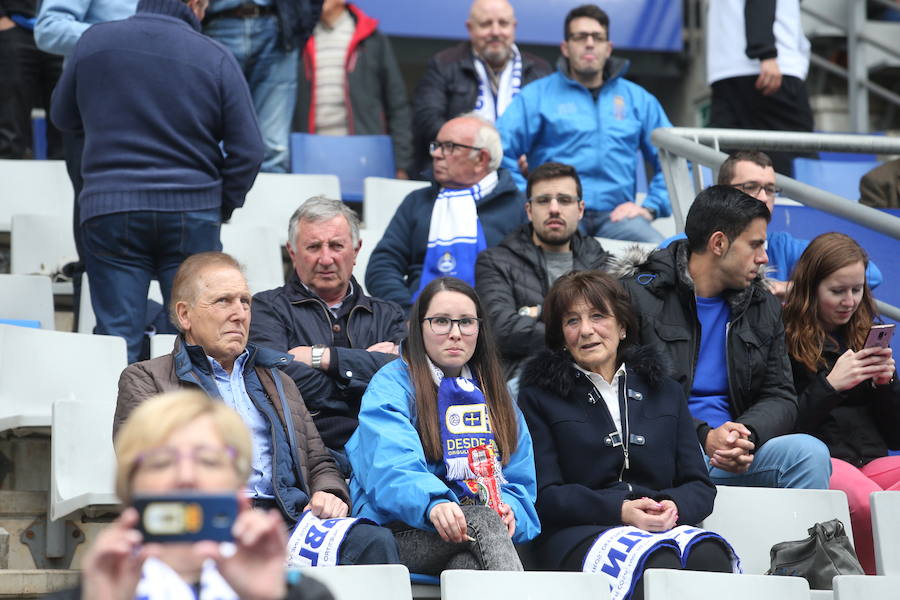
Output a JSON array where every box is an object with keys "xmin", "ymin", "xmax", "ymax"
[
  {"xmin": 864, "ymin": 324, "xmax": 895, "ymax": 350},
  {"xmin": 133, "ymin": 492, "xmax": 238, "ymax": 543}
]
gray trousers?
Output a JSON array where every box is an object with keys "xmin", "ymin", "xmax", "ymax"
[{"xmin": 390, "ymin": 505, "xmax": 523, "ymax": 574}]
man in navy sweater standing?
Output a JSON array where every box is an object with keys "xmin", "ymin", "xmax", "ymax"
[{"xmin": 50, "ymin": 0, "xmax": 265, "ymax": 363}]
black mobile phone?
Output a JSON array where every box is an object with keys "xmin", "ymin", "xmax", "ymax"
[
  {"xmin": 133, "ymin": 492, "xmax": 238, "ymax": 543},
  {"xmin": 864, "ymin": 324, "xmax": 896, "ymax": 350}
]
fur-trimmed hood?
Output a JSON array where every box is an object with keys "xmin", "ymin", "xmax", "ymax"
[
  {"xmin": 612, "ymin": 239, "xmax": 769, "ymax": 314},
  {"xmin": 520, "ymin": 344, "xmax": 670, "ymax": 400}
]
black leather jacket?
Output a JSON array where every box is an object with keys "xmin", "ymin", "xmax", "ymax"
[
  {"xmin": 248, "ymin": 273, "xmax": 407, "ymax": 450},
  {"xmin": 617, "ymin": 240, "xmax": 798, "ymax": 449}
]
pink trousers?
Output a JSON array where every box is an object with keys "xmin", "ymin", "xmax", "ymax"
[{"xmin": 829, "ymin": 456, "xmax": 900, "ymax": 574}]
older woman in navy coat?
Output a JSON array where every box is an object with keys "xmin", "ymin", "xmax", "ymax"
[{"xmin": 518, "ymin": 271, "xmax": 732, "ymax": 600}]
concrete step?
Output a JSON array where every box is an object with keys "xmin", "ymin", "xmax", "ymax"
[{"xmin": 0, "ymin": 570, "xmax": 80, "ymax": 599}]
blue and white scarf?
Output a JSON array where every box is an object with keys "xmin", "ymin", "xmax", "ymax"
[
  {"xmin": 583, "ymin": 525, "xmax": 741, "ymax": 600},
  {"xmin": 473, "ymin": 44, "xmax": 523, "ymax": 122},
  {"xmin": 415, "ymin": 172, "xmax": 495, "ymax": 300},
  {"xmin": 285, "ymin": 511, "xmax": 375, "ymax": 567},
  {"xmin": 430, "ymin": 359, "xmax": 506, "ymax": 502},
  {"xmin": 136, "ymin": 557, "xmax": 237, "ymax": 600}
]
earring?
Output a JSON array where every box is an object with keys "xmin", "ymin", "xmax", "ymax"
[{"xmin": 620, "ymin": 333, "xmax": 626, "ymax": 340}]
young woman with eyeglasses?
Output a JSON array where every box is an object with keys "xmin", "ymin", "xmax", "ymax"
[{"xmin": 345, "ymin": 276, "xmax": 540, "ymax": 574}]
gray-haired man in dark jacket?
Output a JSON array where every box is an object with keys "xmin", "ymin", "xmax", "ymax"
[{"xmin": 249, "ymin": 196, "xmax": 406, "ymax": 474}]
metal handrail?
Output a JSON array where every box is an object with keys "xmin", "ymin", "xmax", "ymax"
[
  {"xmin": 808, "ymin": 54, "xmax": 900, "ymax": 110},
  {"xmin": 651, "ymin": 127, "xmax": 900, "ymax": 320}
]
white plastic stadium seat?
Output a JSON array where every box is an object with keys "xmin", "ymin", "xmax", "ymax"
[
  {"xmin": 0, "ymin": 324, "xmax": 126, "ymax": 432},
  {"xmin": 700, "ymin": 486, "xmax": 853, "ymax": 575},
  {"xmin": 354, "ymin": 228, "xmax": 384, "ymax": 295},
  {"xmin": 440, "ymin": 569, "xmax": 611, "ymax": 600},
  {"xmin": 362, "ymin": 177, "xmax": 430, "ymax": 234},
  {"xmin": 832, "ymin": 574, "xmax": 900, "ymax": 600},
  {"xmin": 10, "ymin": 214, "xmax": 77, "ymax": 277},
  {"xmin": 234, "ymin": 173, "xmax": 341, "ymax": 244},
  {"xmin": 220, "ymin": 223, "xmax": 285, "ymax": 294},
  {"xmin": 0, "ymin": 274, "xmax": 55, "ymax": 330},
  {"xmin": 50, "ymin": 398, "xmax": 120, "ymax": 520},
  {"xmin": 149, "ymin": 334, "xmax": 178, "ymax": 359},
  {"xmin": 871, "ymin": 490, "xmax": 900, "ymax": 575},
  {"xmin": 644, "ymin": 569, "xmax": 809, "ymax": 600},
  {"xmin": 0, "ymin": 159, "xmax": 73, "ymax": 232},
  {"xmin": 296, "ymin": 565, "xmax": 412, "ymax": 600}
]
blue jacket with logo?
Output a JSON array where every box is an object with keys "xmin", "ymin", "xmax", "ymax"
[
  {"xmin": 496, "ymin": 57, "xmax": 672, "ymax": 217},
  {"xmin": 345, "ymin": 358, "xmax": 541, "ymax": 544}
]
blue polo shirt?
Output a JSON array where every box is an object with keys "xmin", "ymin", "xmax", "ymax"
[{"xmin": 689, "ymin": 296, "xmax": 732, "ymax": 429}]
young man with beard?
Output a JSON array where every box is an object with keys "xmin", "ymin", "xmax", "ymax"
[{"xmin": 476, "ymin": 162, "xmax": 610, "ymax": 382}]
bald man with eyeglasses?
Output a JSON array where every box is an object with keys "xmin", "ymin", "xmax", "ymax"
[{"xmin": 659, "ymin": 150, "xmax": 882, "ymax": 299}]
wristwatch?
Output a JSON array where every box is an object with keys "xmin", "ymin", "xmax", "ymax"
[
  {"xmin": 310, "ymin": 344, "xmax": 327, "ymax": 370},
  {"xmin": 518, "ymin": 306, "xmax": 531, "ymax": 317}
]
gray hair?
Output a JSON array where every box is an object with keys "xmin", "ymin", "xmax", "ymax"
[
  {"xmin": 459, "ymin": 112, "xmax": 503, "ymax": 171},
  {"xmin": 287, "ymin": 195, "xmax": 361, "ymax": 250}
]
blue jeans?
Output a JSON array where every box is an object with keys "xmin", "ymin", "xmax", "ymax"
[
  {"xmin": 706, "ymin": 433, "xmax": 832, "ymax": 489},
  {"xmin": 338, "ymin": 523, "xmax": 401, "ymax": 565},
  {"xmin": 579, "ymin": 208, "xmax": 664, "ymax": 243},
  {"xmin": 81, "ymin": 209, "xmax": 222, "ymax": 363},
  {"xmin": 204, "ymin": 15, "xmax": 298, "ymax": 173}
]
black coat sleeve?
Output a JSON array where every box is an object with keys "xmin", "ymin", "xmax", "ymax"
[
  {"xmin": 475, "ymin": 249, "xmax": 546, "ymax": 360},
  {"xmin": 654, "ymin": 379, "xmax": 717, "ymax": 526},
  {"xmin": 744, "ymin": 0, "xmax": 778, "ymax": 60},
  {"xmin": 375, "ymin": 32, "xmax": 414, "ymax": 172},
  {"xmin": 412, "ymin": 56, "xmax": 453, "ymax": 151}
]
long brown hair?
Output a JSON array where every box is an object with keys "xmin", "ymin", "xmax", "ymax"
[
  {"xmin": 783, "ymin": 233, "xmax": 877, "ymax": 372},
  {"xmin": 402, "ymin": 277, "xmax": 518, "ymax": 464}
]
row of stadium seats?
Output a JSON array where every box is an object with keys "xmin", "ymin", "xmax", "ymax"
[{"xmin": 294, "ymin": 564, "xmax": 900, "ymax": 600}]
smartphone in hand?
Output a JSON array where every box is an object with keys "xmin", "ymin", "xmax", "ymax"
[
  {"xmin": 864, "ymin": 324, "xmax": 895, "ymax": 350},
  {"xmin": 133, "ymin": 492, "xmax": 238, "ymax": 543}
]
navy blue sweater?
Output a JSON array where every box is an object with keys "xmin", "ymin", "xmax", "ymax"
[{"xmin": 50, "ymin": 0, "xmax": 264, "ymax": 223}]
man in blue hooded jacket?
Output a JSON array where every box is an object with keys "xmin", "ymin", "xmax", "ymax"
[{"xmin": 496, "ymin": 3, "xmax": 672, "ymax": 243}]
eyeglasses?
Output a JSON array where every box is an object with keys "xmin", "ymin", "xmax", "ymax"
[
  {"xmin": 429, "ymin": 140, "xmax": 483, "ymax": 156},
  {"xmin": 529, "ymin": 194, "xmax": 580, "ymax": 207},
  {"xmin": 423, "ymin": 316, "xmax": 481, "ymax": 336},
  {"xmin": 135, "ymin": 445, "xmax": 236, "ymax": 475},
  {"xmin": 733, "ymin": 182, "xmax": 781, "ymax": 199},
  {"xmin": 567, "ymin": 32, "xmax": 608, "ymax": 43}
]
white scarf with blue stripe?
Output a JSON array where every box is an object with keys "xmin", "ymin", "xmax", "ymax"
[
  {"xmin": 415, "ymin": 172, "xmax": 496, "ymax": 299},
  {"xmin": 472, "ymin": 44, "xmax": 523, "ymax": 122}
]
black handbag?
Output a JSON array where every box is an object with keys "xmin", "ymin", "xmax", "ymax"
[{"xmin": 765, "ymin": 519, "xmax": 865, "ymax": 590}]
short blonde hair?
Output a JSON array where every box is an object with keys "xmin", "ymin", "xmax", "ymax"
[{"xmin": 114, "ymin": 390, "xmax": 252, "ymax": 504}]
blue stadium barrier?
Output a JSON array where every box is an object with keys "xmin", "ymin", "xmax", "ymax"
[
  {"xmin": 792, "ymin": 158, "xmax": 881, "ymax": 201},
  {"xmin": 0, "ymin": 319, "xmax": 41, "ymax": 329},
  {"xmin": 290, "ymin": 134, "xmax": 394, "ymax": 203},
  {"xmin": 31, "ymin": 114, "xmax": 47, "ymax": 160}
]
